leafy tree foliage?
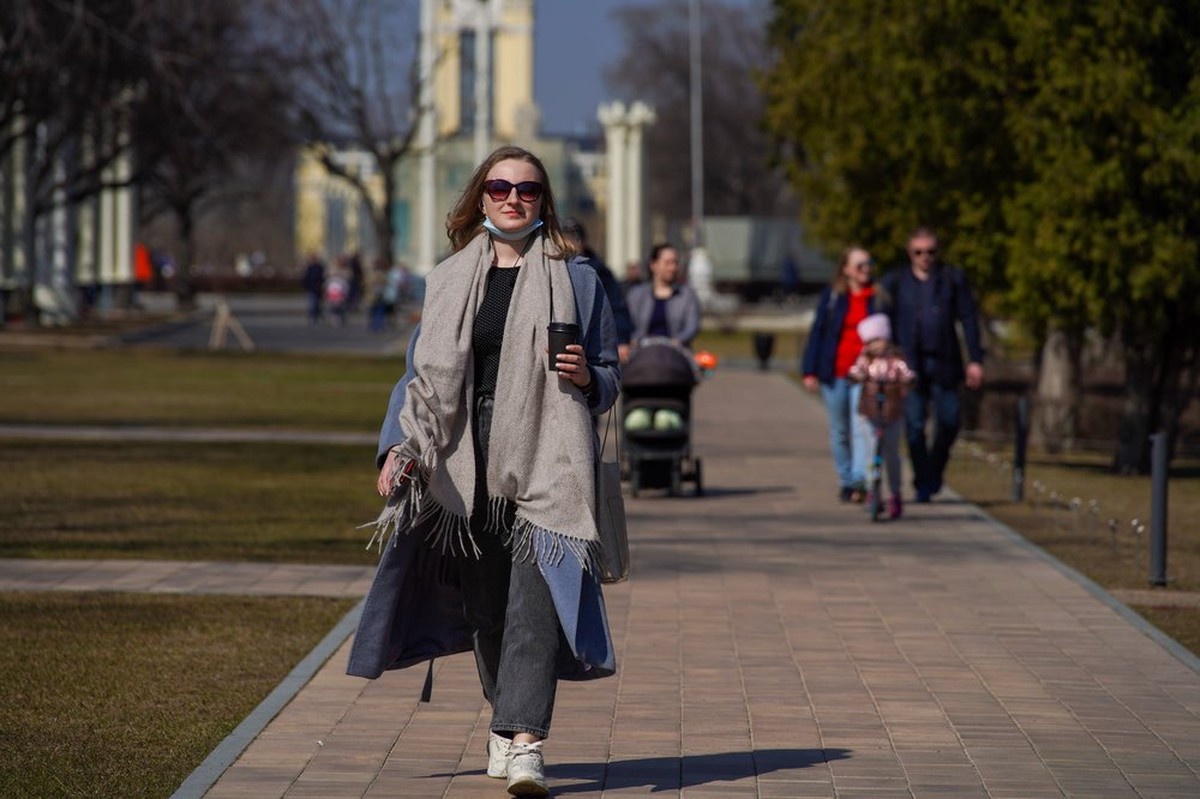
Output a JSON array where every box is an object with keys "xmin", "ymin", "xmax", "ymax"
[
  {"xmin": 762, "ymin": 0, "xmax": 1200, "ymax": 472},
  {"xmin": 1001, "ymin": 2, "xmax": 1200, "ymax": 471}
]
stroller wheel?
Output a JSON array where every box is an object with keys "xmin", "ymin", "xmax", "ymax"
[
  {"xmin": 669, "ymin": 463, "xmax": 682, "ymax": 497},
  {"xmin": 693, "ymin": 458, "xmax": 704, "ymax": 496},
  {"xmin": 630, "ymin": 464, "xmax": 641, "ymax": 498}
]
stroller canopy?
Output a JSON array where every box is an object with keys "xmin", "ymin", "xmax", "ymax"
[{"xmin": 623, "ymin": 340, "xmax": 699, "ymax": 389}]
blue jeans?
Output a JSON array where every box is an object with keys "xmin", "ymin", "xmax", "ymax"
[
  {"xmin": 819, "ymin": 378, "xmax": 870, "ymax": 489},
  {"xmin": 460, "ymin": 394, "xmax": 563, "ymax": 739},
  {"xmin": 903, "ymin": 373, "xmax": 961, "ymax": 493}
]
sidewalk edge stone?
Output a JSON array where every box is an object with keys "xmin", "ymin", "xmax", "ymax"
[
  {"xmin": 954, "ymin": 488, "xmax": 1200, "ymax": 675},
  {"xmin": 170, "ymin": 596, "xmax": 366, "ymax": 799}
]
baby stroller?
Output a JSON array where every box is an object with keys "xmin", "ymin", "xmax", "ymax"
[{"xmin": 620, "ymin": 339, "xmax": 703, "ymax": 497}]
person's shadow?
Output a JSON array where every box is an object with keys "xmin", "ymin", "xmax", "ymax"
[{"xmin": 542, "ymin": 748, "xmax": 851, "ymax": 794}]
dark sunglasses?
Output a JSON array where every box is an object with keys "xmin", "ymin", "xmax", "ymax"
[
  {"xmin": 911, "ymin": 248, "xmax": 938, "ymax": 257},
  {"xmin": 483, "ymin": 179, "xmax": 543, "ymax": 203},
  {"xmin": 851, "ymin": 259, "xmax": 875, "ymax": 270}
]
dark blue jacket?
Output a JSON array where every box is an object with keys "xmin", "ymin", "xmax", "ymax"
[
  {"xmin": 801, "ymin": 287, "xmax": 879, "ymax": 382},
  {"xmin": 878, "ymin": 264, "xmax": 984, "ymax": 388},
  {"xmin": 580, "ymin": 247, "xmax": 633, "ymax": 346}
]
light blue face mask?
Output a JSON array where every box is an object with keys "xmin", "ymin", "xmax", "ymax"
[{"xmin": 483, "ymin": 216, "xmax": 544, "ymax": 241}]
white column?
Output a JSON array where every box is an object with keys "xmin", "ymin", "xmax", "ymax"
[
  {"xmin": 598, "ymin": 101, "xmax": 628, "ymax": 273},
  {"xmin": 75, "ymin": 132, "xmax": 96, "ymax": 286},
  {"xmin": 416, "ymin": 0, "xmax": 438, "ymax": 275},
  {"xmin": 10, "ymin": 127, "xmax": 27, "ymax": 280},
  {"xmin": 112, "ymin": 138, "xmax": 133, "ymax": 284},
  {"xmin": 624, "ymin": 101, "xmax": 655, "ymax": 271},
  {"xmin": 98, "ymin": 160, "xmax": 116, "ymax": 286}
]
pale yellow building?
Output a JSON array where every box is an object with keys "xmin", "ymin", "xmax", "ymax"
[
  {"xmin": 296, "ymin": 0, "xmax": 600, "ymax": 269},
  {"xmin": 293, "ymin": 147, "xmax": 385, "ymax": 263}
]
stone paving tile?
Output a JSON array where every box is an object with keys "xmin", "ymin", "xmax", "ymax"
[
  {"xmin": 0, "ymin": 557, "xmax": 374, "ymax": 598},
  {"xmin": 7, "ymin": 369, "xmax": 1200, "ymax": 797}
]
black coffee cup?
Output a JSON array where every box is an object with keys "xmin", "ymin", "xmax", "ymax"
[{"xmin": 547, "ymin": 322, "xmax": 580, "ymax": 371}]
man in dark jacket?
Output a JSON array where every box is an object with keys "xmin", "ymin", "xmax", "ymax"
[
  {"xmin": 562, "ymin": 217, "xmax": 634, "ymax": 362},
  {"xmin": 879, "ymin": 227, "xmax": 984, "ymax": 502}
]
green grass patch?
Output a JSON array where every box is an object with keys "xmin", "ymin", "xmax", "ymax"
[
  {"xmin": 1, "ymin": 440, "xmax": 383, "ymax": 564},
  {"xmin": 692, "ymin": 328, "xmax": 804, "ymax": 365},
  {"xmin": 1131, "ymin": 605, "xmax": 1200, "ymax": 658},
  {"xmin": 0, "ymin": 592, "xmax": 355, "ymax": 799},
  {"xmin": 0, "ymin": 348, "xmax": 401, "ymax": 431},
  {"xmin": 947, "ymin": 446, "xmax": 1200, "ymax": 656}
]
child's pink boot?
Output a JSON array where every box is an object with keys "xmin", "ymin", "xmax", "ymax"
[{"xmin": 888, "ymin": 495, "xmax": 903, "ymax": 519}]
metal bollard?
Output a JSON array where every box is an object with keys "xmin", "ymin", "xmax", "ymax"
[
  {"xmin": 1013, "ymin": 396, "xmax": 1029, "ymax": 501},
  {"xmin": 1148, "ymin": 432, "xmax": 1169, "ymax": 587}
]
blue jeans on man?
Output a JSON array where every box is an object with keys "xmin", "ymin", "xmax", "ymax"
[
  {"xmin": 904, "ymin": 369, "xmax": 961, "ymax": 502},
  {"xmin": 819, "ymin": 378, "xmax": 872, "ymax": 493}
]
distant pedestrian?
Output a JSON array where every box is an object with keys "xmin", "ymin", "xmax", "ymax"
[
  {"xmin": 848, "ymin": 313, "xmax": 915, "ymax": 519},
  {"xmin": 801, "ymin": 246, "xmax": 880, "ymax": 502},
  {"xmin": 300, "ymin": 253, "xmax": 326, "ymax": 324},
  {"xmin": 325, "ymin": 256, "xmax": 350, "ymax": 327},
  {"xmin": 367, "ymin": 256, "xmax": 409, "ymax": 333},
  {"xmin": 561, "ymin": 217, "xmax": 634, "ymax": 362},
  {"xmin": 621, "ymin": 260, "xmax": 643, "ymax": 294},
  {"xmin": 879, "ymin": 227, "xmax": 984, "ymax": 502},
  {"xmin": 626, "ymin": 243, "xmax": 701, "ymax": 349},
  {"xmin": 347, "ymin": 251, "xmax": 365, "ymax": 311}
]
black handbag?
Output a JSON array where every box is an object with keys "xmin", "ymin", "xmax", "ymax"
[{"xmin": 596, "ymin": 410, "xmax": 630, "ymax": 583}]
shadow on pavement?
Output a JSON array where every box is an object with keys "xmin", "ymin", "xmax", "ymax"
[
  {"xmin": 550, "ymin": 748, "xmax": 852, "ymax": 793},
  {"xmin": 627, "ymin": 485, "xmax": 794, "ymax": 499},
  {"xmin": 443, "ymin": 748, "xmax": 851, "ymax": 793}
]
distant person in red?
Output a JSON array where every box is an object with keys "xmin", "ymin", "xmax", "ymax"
[
  {"xmin": 133, "ymin": 242, "xmax": 154, "ymax": 285},
  {"xmin": 801, "ymin": 246, "xmax": 880, "ymax": 503}
]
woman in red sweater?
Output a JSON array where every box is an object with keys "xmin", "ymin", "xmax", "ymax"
[{"xmin": 800, "ymin": 246, "xmax": 879, "ymax": 502}]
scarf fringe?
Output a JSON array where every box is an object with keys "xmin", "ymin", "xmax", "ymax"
[
  {"xmin": 361, "ymin": 479, "xmax": 479, "ymax": 558},
  {"xmin": 362, "ymin": 483, "xmax": 601, "ymax": 575},
  {"xmin": 508, "ymin": 514, "xmax": 602, "ymax": 575}
]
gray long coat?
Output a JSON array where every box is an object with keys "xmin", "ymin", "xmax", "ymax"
[{"xmin": 347, "ymin": 257, "xmax": 620, "ymax": 684}]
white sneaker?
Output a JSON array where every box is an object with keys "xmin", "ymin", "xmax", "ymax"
[
  {"xmin": 506, "ymin": 740, "xmax": 548, "ymax": 796},
  {"xmin": 486, "ymin": 732, "xmax": 511, "ymax": 779}
]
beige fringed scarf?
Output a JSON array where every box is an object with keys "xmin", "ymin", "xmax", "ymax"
[{"xmin": 368, "ymin": 231, "xmax": 600, "ymax": 567}]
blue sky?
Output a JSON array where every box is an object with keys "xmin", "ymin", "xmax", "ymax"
[
  {"xmin": 534, "ymin": 2, "xmax": 636, "ymax": 135},
  {"xmin": 534, "ymin": 0, "xmax": 755, "ymax": 135}
]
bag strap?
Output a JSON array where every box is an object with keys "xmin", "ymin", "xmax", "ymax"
[{"xmin": 599, "ymin": 405, "xmax": 620, "ymax": 464}]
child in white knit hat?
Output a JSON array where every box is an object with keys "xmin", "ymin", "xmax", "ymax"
[{"xmin": 848, "ymin": 313, "xmax": 915, "ymax": 518}]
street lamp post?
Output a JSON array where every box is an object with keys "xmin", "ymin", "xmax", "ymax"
[{"xmin": 689, "ymin": 0, "xmax": 704, "ymax": 249}]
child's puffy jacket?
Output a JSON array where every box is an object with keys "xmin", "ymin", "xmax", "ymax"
[{"xmin": 849, "ymin": 348, "xmax": 915, "ymax": 423}]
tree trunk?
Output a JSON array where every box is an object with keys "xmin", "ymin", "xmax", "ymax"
[
  {"xmin": 18, "ymin": 207, "xmax": 38, "ymax": 325},
  {"xmin": 1114, "ymin": 305, "xmax": 1198, "ymax": 473},
  {"xmin": 1115, "ymin": 343, "xmax": 1154, "ymax": 474},
  {"xmin": 377, "ymin": 167, "xmax": 398, "ymax": 265},
  {"xmin": 1033, "ymin": 327, "xmax": 1083, "ymax": 454},
  {"xmin": 173, "ymin": 206, "xmax": 197, "ymax": 310}
]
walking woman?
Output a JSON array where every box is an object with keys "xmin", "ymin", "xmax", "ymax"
[
  {"xmin": 625, "ymin": 242, "xmax": 701, "ymax": 348},
  {"xmin": 348, "ymin": 145, "xmax": 620, "ymax": 797},
  {"xmin": 801, "ymin": 246, "xmax": 880, "ymax": 502}
]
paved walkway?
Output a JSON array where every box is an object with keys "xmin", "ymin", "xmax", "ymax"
[{"xmin": 5, "ymin": 368, "xmax": 1200, "ymax": 798}]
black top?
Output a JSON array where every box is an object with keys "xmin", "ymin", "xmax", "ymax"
[
  {"xmin": 473, "ymin": 266, "xmax": 520, "ymax": 395},
  {"xmin": 647, "ymin": 296, "xmax": 671, "ymax": 338}
]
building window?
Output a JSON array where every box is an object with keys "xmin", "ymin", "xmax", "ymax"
[{"xmin": 459, "ymin": 30, "xmax": 476, "ymax": 134}]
